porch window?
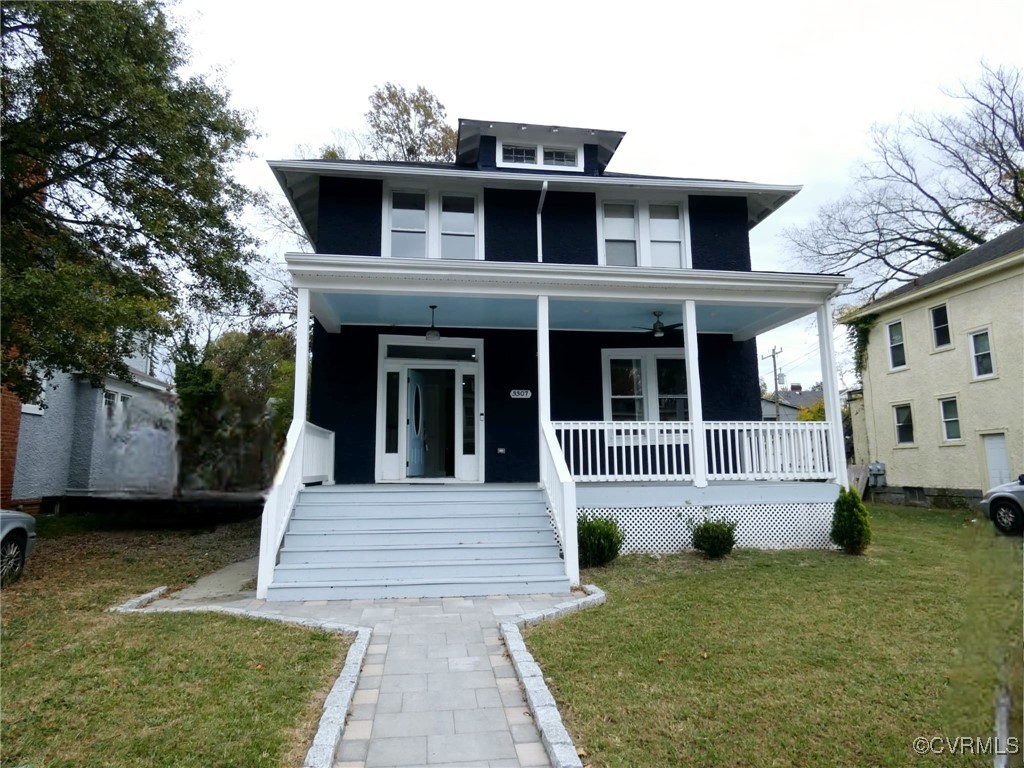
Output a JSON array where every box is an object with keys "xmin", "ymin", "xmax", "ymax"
[
  {"xmin": 970, "ymin": 330, "xmax": 994, "ymax": 377},
  {"xmin": 894, "ymin": 404, "xmax": 914, "ymax": 444},
  {"xmin": 939, "ymin": 397, "xmax": 960, "ymax": 441},
  {"xmin": 603, "ymin": 203, "xmax": 637, "ymax": 266},
  {"xmin": 602, "ymin": 349, "xmax": 687, "ymax": 421},
  {"xmin": 887, "ymin": 321, "xmax": 906, "ymax": 369},
  {"xmin": 930, "ymin": 305, "xmax": 950, "ymax": 348},
  {"xmin": 390, "ymin": 192, "xmax": 427, "ymax": 258}
]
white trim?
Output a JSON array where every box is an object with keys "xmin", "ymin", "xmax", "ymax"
[
  {"xmin": 599, "ymin": 347, "xmax": 687, "ymax": 422},
  {"xmin": 381, "ymin": 185, "xmax": 483, "ymax": 261},
  {"xmin": 374, "ymin": 334, "xmax": 484, "ymax": 483},
  {"xmin": 496, "ymin": 138, "xmax": 585, "ymax": 173},
  {"xmin": 20, "ymin": 402, "xmax": 44, "ymax": 416},
  {"xmin": 293, "ymin": 288, "xmax": 310, "ymax": 423},
  {"xmin": 596, "ymin": 194, "xmax": 690, "ymax": 270},
  {"xmin": 817, "ymin": 299, "xmax": 848, "ymax": 487},
  {"xmin": 683, "ymin": 300, "xmax": 707, "ymax": 488}
]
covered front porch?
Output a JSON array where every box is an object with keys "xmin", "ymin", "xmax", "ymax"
[{"xmin": 257, "ymin": 256, "xmax": 851, "ymax": 597}]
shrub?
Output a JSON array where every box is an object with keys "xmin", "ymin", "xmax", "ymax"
[
  {"xmin": 831, "ymin": 486, "xmax": 873, "ymax": 554},
  {"xmin": 691, "ymin": 519, "xmax": 737, "ymax": 559},
  {"xmin": 577, "ymin": 514, "xmax": 624, "ymax": 567}
]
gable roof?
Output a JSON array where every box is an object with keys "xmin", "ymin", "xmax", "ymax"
[{"xmin": 847, "ymin": 224, "xmax": 1024, "ymax": 317}]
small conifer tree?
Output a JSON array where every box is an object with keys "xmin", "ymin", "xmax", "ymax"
[{"xmin": 830, "ymin": 486, "xmax": 872, "ymax": 554}]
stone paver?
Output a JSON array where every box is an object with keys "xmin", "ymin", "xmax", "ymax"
[{"xmin": 148, "ymin": 588, "xmax": 578, "ymax": 767}]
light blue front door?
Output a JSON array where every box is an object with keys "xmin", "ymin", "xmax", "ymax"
[{"xmin": 406, "ymin": 370, "xmax": 426, "ymax": 477}]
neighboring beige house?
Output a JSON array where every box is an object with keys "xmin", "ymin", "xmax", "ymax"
[{"xmin": 845, "ymin": 225, "xmax": 1023, "ymax": 506}]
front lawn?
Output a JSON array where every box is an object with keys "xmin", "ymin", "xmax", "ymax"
[
  {"xmin": 1, "ymin": 516, "xmax": 349, "ymax": 768},
  {"xmin": 527, "ymin": 505, "xmax": 1022, "ymax": 767}
]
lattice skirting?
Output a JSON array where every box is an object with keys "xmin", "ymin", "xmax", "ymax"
[{"xmin": 578, "ymin": 502, "xmax": 836, "ymax": 552}]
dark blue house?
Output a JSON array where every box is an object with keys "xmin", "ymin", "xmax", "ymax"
[{"xmin": 256, "ymin": 119, "xmax": 851, "ymax": 600}]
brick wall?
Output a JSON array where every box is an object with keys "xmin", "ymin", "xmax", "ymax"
[{"xmin": 1, "ymin": 387, "xmax": 22, "ymax": 507}]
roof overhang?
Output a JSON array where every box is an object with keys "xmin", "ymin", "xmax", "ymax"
[
  {"xmin": 287, "ymin": 254, "xmax": 850, "ymax": 341},
  {"xmin": 269, "ymin": 160, "xmax": 801, "ymax": 246}
]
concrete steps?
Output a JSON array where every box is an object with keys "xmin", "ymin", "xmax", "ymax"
[{"xmin": 266, "ymin": 484, "xmax": 569, "ymax": 600}]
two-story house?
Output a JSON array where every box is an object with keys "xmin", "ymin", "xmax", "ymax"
[
  {"xmin": 845, "ymin": 225, "xmax": 1023, "ymax": 509},
  {"xmin": 257, "ymin": 119, "xmax": 851, "ymax": 600}
]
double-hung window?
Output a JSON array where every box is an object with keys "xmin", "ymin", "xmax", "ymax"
[
  {"xmin": 939, "ymin": 397, "xmax": 961, "ymax": 441},
  {"xmin": 600, "ymin": 200, "xmax": 688, "ymax": 268},
  {"xmin": 930, "ymin": 305, "xmax": 951, "ymax": 348},
  {"xmin": 386, "ymin": 190, "xmax": 478, "ymax": 260},
  {"xmin": 894, "ymin": 404, "xmax": 914, "ymax": 444},
  {"xmin": 602, "ymin": 349, "xmax": 688, "ymax": 422},
  {"xmin": 970, "ymin": 330, "xmax": 994, "ymax": 377},
  {"xmin": 887, "ymin": 321, "xmax": 906, "ymax": 369}
]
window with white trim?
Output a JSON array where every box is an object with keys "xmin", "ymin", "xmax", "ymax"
[
  {"xmin": 939, "ymin": 397, "xmax": 960, "ymax": 441},
  {"xmin": 496, "ymin": 139, "xmax": 583, "ymax": 172},
  {"xmin": 385, "ymin": 190, "xmax": 479, "ymax": 260},
  {"xmin": 104, "ymin": 391, "xmax": 131, "ymax": 420},
  {"xmin": 969, "ymin": 330, "xmax": 994, "ymax": 377},
  {"xmin": 602, "ymin": 349, "xmax": 688, "ymax": 422},
  {"xmin": 598, "ymin": 199, "xmax": 688, "ymax": 269},
  {"xmin": 930, "ymin": 305, "xmax": 951, "ymax": 348},
  {"xmin": 887, "ymin": 321, "xmax": 906, "ymax": 369},
  {"xmin": 894, "ymin": 403, "xmax": 914, "ymax": 444}
]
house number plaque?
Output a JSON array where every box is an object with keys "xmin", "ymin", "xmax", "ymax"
[{"xmin": 509, "ymin": 390, "xmax": 532, "ymax": 399}]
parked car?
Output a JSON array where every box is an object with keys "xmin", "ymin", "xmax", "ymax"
[
  {"xmin": 1, "ymin": 509, "xmax": 37, "ymax": 586},
  {"xmin": 980, "ymin": 474, "xmax": 1024, "ymax": 535}
]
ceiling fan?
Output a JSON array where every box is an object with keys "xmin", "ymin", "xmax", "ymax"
[{"xmin": 633, "ymin": 310, "xmax": 683, "ymax": 338}]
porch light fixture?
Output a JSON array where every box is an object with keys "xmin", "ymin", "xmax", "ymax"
[{"xmin": 425, "ymin": 305, "xmax": 441, "ymax": 342}]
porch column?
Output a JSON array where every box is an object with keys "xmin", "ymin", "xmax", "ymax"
[
  {"xmin": 817, "ymin": 298, "xmax": 849, "ymax": 488},
  {"xmin": 293, "ymin": 287, "xmax": 310, "ymax": 424},
  {"xmin": 683, "ymin": 300, "xmax": 707, "ymax": 488},
  {"xmin": 536, "ymin": 295, "xmax": 551, "ymax": 421}
]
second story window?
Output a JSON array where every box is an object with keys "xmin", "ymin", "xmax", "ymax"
[
  {"xmin": 649, "ymin": 204, "xmax": 683, "ymax": 268},
  {"xmin": 887, "ymin": 321, "xmax": 906, "ymax": 369},
  {"xmin": 603, "ymin": 203, "xmax": 637, "ymax": 266},
  {"xmin": 970, "ymin": 329, "xmax": 994, "ymax": 377},
  {"xmin": 390, "ymin": 192, "xmax": 427, "ymax": 259},
  {"xmin": 930, "ymin": 305, "xmax": 951, "ymax": 348},
  {"xmin": 386, "ymin": 190, "xmax": 479, "ymax": 260}
]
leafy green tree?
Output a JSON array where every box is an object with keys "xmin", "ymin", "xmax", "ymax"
[
  {"xmin": 797, "ymin": 399, "xmax": 826, "ymax": 421},
  {"xmin": 1, "ymin": 0, "xmax": 258, "ymax": 401},
  {"xmin": 788, "ymin": 64, "xmax": 1024, "ymax": 299}
]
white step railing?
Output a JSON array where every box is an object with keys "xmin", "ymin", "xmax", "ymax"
[
  {"xmin": 552, "ymin": 421, "xmax": 694, "ymax": 481},
  {"xmin": 704, "ymin": 421, "xmax": 835, "ymax": 481},
  {"xmin": 256, "ymin": 421, "xmax": 335, "ymax": 598},
  {"xmin": 539, "ymin": 420, "xmax": 579, "ymax": 585}
]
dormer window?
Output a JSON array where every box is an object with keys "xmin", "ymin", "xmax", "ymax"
[{"xmin": 496, "ymin": 139, "xmax": 583, "ymax": 172}]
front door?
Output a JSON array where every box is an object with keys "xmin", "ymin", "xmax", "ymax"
[
  {"xmin": 406, "ymin": 370, "xmax": 427, "ymax": 477},
  {"xmin": 376, "ymin": 335, "xmax": 484, "ymax": 483}
]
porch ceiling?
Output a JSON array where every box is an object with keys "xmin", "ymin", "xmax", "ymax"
[{"xmin": 311, "ymin": 293, "xmax": 814, "ymax": 339}]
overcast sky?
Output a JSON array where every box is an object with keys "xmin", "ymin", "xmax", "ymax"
[{"xmin": 174, "ymin": 0, "xmax": 1023, "ymax": 391}]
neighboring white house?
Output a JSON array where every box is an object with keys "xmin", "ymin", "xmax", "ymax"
[{"xmin": 845, "ymin": 225, "xmax": 1023, "ymax": 506}]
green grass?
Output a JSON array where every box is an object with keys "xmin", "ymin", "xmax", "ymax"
[
  {"xmin": 1, "ymin": 516, "xmax": 349, "ymax": 768},
  {"xmin": 527, "ymin": 505, "xmax": 1022, "ymax": 767}
]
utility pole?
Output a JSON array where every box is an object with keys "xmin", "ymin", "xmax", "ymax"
[{"xmin": 762, "ymin": 346, "xmax": 782, "ymax": 421}]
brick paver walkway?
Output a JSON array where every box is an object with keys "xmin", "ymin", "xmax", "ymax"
[{"xmin": 151, "ymin": 589, "xmax": 575, "ymax": 767}]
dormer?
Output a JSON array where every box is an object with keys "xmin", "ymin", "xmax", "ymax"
[{"xmin": 455, "ymin": 119, "xmax": 625, "ymax": 176}]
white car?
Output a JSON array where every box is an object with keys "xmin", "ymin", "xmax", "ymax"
[{"xmin": 1, "ymin": 509, "xmax": 37, "ymax": 586}]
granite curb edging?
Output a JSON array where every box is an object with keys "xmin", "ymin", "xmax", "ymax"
[
  {"xmin": 501, "ymin": 584, "xmax": 607, "ymax": 768},
  {"xmin": 107, "ymin": 592, "xmax": 371, "ymax": 768}
]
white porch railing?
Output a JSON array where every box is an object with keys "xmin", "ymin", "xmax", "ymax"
[
  {"xmin": 539, "ymin": 420, "xmax": 579, "ymax": 585},
  {"xmin": 552, "ymin": 421, "xmax": 695, "ymax": 481},
  {"xmin": 256, "ymin": 421, "xmax": 335, "ymax": 598},
  {"xmin": 551, "ymin": 420, "xmax": 836, "ymax": 483},
  {"xmin": 705, "ymin": 420, "xmax": 834, "ymax": 481}
]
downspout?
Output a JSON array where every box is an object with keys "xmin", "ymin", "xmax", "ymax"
[{"xmin": 536, "ymin": 181, "xmax": 548, "ymax": 262}]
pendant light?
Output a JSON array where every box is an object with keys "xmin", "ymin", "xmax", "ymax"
[{"xmin": 425, "ymin": 305, "xmax": 441, "ymax": 342}]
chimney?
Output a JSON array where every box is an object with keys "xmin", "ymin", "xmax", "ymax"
[{"xmin": 790, "ymin": 384, "xmax": 802, "ymax": 393}]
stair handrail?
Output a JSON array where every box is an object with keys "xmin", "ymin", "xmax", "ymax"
[
  {"xmin": 539, "ymin": 419, "xmax": 579, "ymax": 585},
  {"xmin": 256, "ymin": 420, "xmax": 334, "ymax": 598}
]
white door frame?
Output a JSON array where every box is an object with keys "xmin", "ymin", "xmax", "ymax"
[{"xmin": 375, "ymin": 334, "xmax": 485, "ymax": 483}]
